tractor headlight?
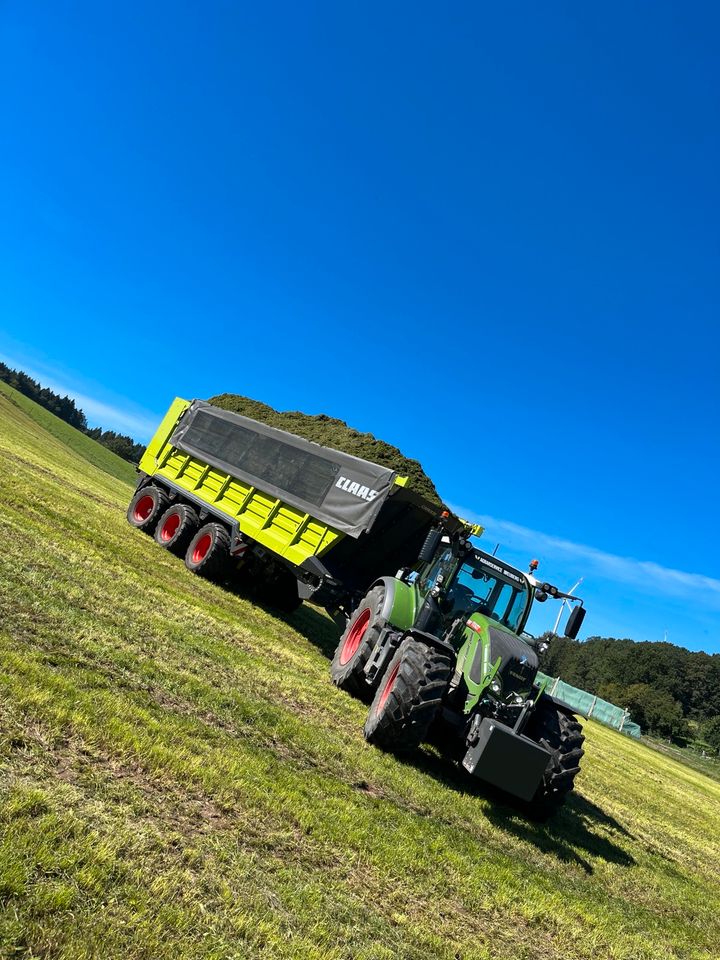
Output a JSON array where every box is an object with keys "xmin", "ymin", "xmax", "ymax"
[{"xmin": 490, "ymin": 678, "xmax": 502, "ymax": 694}]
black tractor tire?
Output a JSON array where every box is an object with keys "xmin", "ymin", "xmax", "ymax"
[
  {"xmin": 127, "ymin": 485, "xmax": 170, "ymax": 534},
  {"xmin": 525, "ymin": 702, "xmax": 585, "ymax": 818},
  {"xmin": 363, "ymin": 637, "xmax": 453, "ymax": 753},
  {"xmin": 330, "ymin": 585, "xmax": 387, "ymax": 701},
  {"xmin": 154, "ymin": 503, "xmax": 200, "ymax": 556},
  {"xmin": 184, "ymin": 522, "xmax": 231, "ymax": 582}
]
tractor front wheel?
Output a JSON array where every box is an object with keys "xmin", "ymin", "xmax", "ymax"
[
  {"xmin": 330, "ymin": 585, "xmax": 386, "ymax": 701},
  {"xmin": 526, "ymin": 702, "xmax": 585, "ymax": 818},
  {"xmin": 363, "ymin": 637, "xmax": 453, "ymax": 753}
]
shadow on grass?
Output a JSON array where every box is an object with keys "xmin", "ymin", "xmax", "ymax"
[
  {"xmin": 285, "ymin": 603, "xmax": 341, "ymax": 658},
  {"xmin": 405, "ymin": 747, "xmax": 636, "ymax": 874},
  {"xmin": 218, "ymin": 575, "xmax": 341, "ymax": 656}
]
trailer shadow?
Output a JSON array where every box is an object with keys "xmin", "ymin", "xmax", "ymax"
[
  {"xmin": 408, "ymin": 748, "xmax": 636, "ymax": 874},
  {"xmin": 286, "ymin": 603, "xmax": 341, "ymax": 659}
]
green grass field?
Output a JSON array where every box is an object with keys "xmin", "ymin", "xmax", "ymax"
[
  {"xmin": 0, "ymin": 380, "xmax": 137, "ymax": 486},
  {"xmin": 1, "ymin": 389, "xmax": 719, "ymax": 960}
]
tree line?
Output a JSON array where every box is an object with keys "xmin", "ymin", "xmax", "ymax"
[
  {"xmin": 539, "ymin": 634, "xmax": 720, "ymax": 750},
  {"xmin": 0, "ymin": 362, "xmax": 144, "ymax": 464}
]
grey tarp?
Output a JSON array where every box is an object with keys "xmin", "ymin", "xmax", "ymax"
[{"xmin": 170, "ymin": 401, "xmax": 398, "ymax": 538}]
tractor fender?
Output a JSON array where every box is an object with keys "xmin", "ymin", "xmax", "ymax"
[{"xmin": 369, "ymin": 576, "xmax": 418, "ymax": 630}]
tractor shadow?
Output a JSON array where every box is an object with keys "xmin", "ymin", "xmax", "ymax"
[
  {"xmin": 287, "ymin": 605, "xmax": 635, "ymax": 874},
  {"xmin": 408, "ymin": 748, "xmax": 636, "ymax": 874}
]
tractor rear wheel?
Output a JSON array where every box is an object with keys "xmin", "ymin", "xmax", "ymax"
[
  {"xmin": 184, "ymin": 522, "xmax": 231, "ymax": 582},
  {"xmin": 127, "ymin": 485, "xmax": 169, "ymax": 534},
  {"xmin": 330, "ymin": 585, "xmax": 386, "ymax": 701},
  {"xmin": 154, "ymin": 503, "xmax": 200, "ymax": 556},
  {"xmin": 526, "ymin": 701, "xmax": 585, "ymax": 818},
  {"xmin": 364, "ymin": 637, "xmax": 453, "ymax": 753}
]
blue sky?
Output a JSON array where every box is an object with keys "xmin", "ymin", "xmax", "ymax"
[{"xmin": 1, "ymin": 2, "xmax": 719, "ymax": 652}]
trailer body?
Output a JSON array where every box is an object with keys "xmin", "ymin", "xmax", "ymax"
[{"xmin": 133, "ymin": 398, "xmax": 468, "ymax": 611}]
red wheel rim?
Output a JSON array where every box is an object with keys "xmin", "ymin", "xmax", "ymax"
[
  {"xmin": 192, "ymin": 533, "xmax": 212, "ymax": 563},
  {"xmin": 160, "ymin": 512, "xmax": 181, "ymax": 542},
  {"xmin": 377, "ymin": 660, "xmax": 400, "ymax": 712},
  {"xmin": 339, "ymin": 608, "xmax": 371, "ymax": 665},
  {"xmin": 133, "ymin": 495, "xmax": 155, "ymax": 522}
]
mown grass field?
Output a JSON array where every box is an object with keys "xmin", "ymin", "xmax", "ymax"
[
  {"xmin": 0, "ymin": 380, "xmax": 137, "ymax": 486},
  {"xmin": 1, "ymin": 386, "xmax": 719, "ymax": 960}
]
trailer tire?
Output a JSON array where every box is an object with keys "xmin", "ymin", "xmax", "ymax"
[
  {"xmin": 154, "ymin": 504, "xmax": 200, "ymax": 556},
  {"xmin": 184, "ymin": 522, "xmax": 231, "ymax": 581},
  {"xmin": 364, "ymin": 637, "xmax": 453, "ymax": 753},
  {"xmin": 330, "ymin": 586, "xmax": 386, "ymax": 701},
  {"xmin": 127, "ymin": 485, "xmax": 169, "ymax": 534},
  {"xmin": 525, "ymin": 702, "xmax": 585, "ymax": 818}
]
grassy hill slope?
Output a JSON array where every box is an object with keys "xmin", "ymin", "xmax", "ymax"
[
  {"xmin": 0, "ymin": 379, "xmax": 137, "ymax": 486},
  {"xmin": 1, "ymin": 390, "xmax": 720, "ymax": 960},
  {"xmin": 210, "ymin": 393, "xmax": 442, "ymax": 506}
]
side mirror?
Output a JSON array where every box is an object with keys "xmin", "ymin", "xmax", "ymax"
[
  {"xmin": 417, "ymin": 526, "xmax": 442, "ymax": 564},
  {"xmin": 564, "ymin": 605, "xmax": 586, "ymax": 639}
]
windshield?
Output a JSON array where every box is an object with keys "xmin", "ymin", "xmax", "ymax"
[{"xmin": 443, "ymin": 553, "xmax": 531, "ymax": 633}]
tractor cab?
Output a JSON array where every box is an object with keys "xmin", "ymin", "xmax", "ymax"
[{"xmin": 415, "ymin": 543, "xmax": 533, "ymax": 644}]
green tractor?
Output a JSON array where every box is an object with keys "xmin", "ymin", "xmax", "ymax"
[{"xmin": 330, "ymin": 513, "xmax": 587, "ymax": 816}]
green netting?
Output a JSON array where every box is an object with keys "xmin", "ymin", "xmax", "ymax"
[{"xmin": 536, "ymin": 672, "xmax": 642, "ymax": 738}]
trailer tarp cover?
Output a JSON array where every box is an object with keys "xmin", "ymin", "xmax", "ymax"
[{"xmin": 170, "ymin": 401, "xmax": 398, "ymax": 537}]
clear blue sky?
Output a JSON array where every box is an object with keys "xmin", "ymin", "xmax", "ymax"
[{"xmin": 1, "ymin": 2, "xmax": 719, "ymax": 652}]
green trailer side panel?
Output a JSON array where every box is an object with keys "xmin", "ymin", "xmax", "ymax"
[
  {"xmin": 139, "ymin": 397, "xmax": 191, "ymax": 476},
  {"xmin": 139, "ymin": 400, "xmax": 344, "ymax": 565}
]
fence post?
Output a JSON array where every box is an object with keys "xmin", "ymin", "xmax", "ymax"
[
  {"xmin": 588, "ymin": 695, "xmax": 597, "ymax": 718},
  {"xmin": 551, "ymin": 676, "xmax": 560, "ymax": 695}
]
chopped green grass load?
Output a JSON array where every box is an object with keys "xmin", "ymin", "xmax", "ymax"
[
  {"xmin": 1, "ymin": 380, "xmax": 720, "ymax": 959},
  {"xmin": 210, "ymin": 393, "xmax": 442, "ymax": 507}
]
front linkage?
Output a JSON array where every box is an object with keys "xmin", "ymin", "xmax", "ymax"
[{"xmin": 330, "ymin": 515, "xmax": 586, "ymax": 817}]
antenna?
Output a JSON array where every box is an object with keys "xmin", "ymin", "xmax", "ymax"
[{"xmin": 492, "ymin": 543, "xmax": 500, "ymax": 556}]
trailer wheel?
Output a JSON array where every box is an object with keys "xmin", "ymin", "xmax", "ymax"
[
  {"xmin": 155, "ymin": 504, "xmax": 200, "ymax": 556},
  {"xmin": 363, "ymin": 637, "xmax": 453, "ymax": 753},
  {"xmin": 127, "ymin": 485, "xmax": 169, "ymax": 534},
  {"xmin": 525, "ymin": 701, "xmax": 585, "ymax": 818},
  {"xmin": 330, "ymin": 585, "xmax": 386, "ymax": 701},
  {"xmin": 184, "ymin": 522, "xmax": 231, "ymax": 581}
]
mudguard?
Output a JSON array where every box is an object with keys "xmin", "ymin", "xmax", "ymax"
[{"xmin": 371, "ymin": 576, "xmax": 418, "ymax": 630}]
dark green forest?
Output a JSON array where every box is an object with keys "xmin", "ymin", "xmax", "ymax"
[
  {"xmin": 540, "ymin": 634, "xmax": 720, "ymax": 748},
  {"xmin": 0, "ymin": 362, "xmax": 144, "ymax": 464}
]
